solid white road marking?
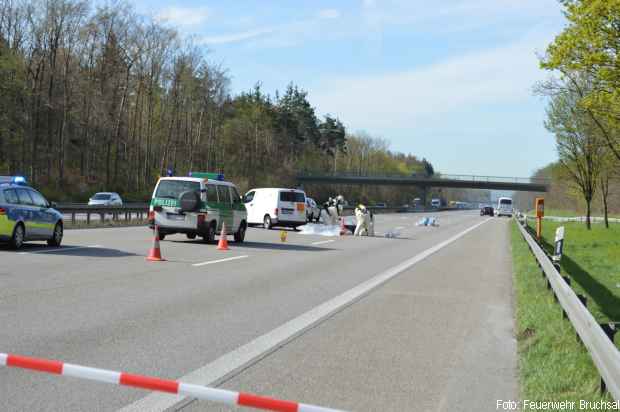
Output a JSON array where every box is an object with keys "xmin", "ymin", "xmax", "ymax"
[
  {"xmin": 119, "ymin": 218, "xmax": 492, "ymax": 412},
  {"xmin": 311, "ymin": 240, "xmax": 336, "ymax": 246},
  {"xmin": 192, "ymin": 256, "xmax": 249, "ymax": 267},
  {"xmin": 395, "ymin": 226, "xmax": 405, "ymax": 230},
  {"xmin": 19, "ymin": 245, "xmax": 102, "ymax": 255}
]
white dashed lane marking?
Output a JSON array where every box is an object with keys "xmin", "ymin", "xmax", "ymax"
[{"xmin": 192, "ymin": 256, "xmax": 249, "ymax": 267}]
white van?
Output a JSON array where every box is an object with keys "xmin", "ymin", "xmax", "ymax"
[
  {"xmin": 496, "ymin": 197, "xmax": 513, "ymax": 217},
  {"xmin": 244, "ymin": 188, "xmax": 306, "ymax": 229},
  {"xmin": 431, "ymin": 198, "xmax": 441, "ymax": 208}
]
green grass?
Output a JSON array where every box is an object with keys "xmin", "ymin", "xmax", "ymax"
[
  {"xmin": 511, "ymin": 222, "xmax": 614, "ymax": 407},
  {"xmin": 525, "ymin": 219, "xmax": 620, "ymax": 323}
]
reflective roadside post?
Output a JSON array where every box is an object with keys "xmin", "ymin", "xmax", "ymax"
[
  {"xmin": 553, "ymin": 226, "xmax": 564, "ymax": 264},
  {"xmin": 535, "ymin": 197, "xmax": 544, "ymax": 240}
]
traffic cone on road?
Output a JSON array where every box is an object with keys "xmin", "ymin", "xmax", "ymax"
[
  {"xmin": 217, "ymin": 222, "xmax": 229, "ymax": 251},
  {"xmin": 146, "ymin": 225, "xmax": 166, "ymax": 261}
]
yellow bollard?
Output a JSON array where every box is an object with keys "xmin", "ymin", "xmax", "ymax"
[{"xmin": 280, "ymin": 230, "xmax": 287, "ymax": 242}]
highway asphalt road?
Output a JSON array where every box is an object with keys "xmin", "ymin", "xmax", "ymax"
[{"xmin": 0, "ymin": 211, "xmax": 518, "ymax": 411}]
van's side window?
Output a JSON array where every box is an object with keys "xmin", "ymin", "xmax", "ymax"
[
  {"xmin": 206, "ymin": 184, "xmax": 218, "ymax": 202},
  {"xmin": 244, "ymin": 191, "xmax": 255, "ymax": 203},
  {"xmin": 216, "ymin": 185, "xmax": 230, "ymax": 204}
]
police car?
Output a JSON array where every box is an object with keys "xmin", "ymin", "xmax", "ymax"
[
  {"xmin": 0, "ymin": 176, "xmax": 64, "ymax": 249},
  {"xmin": 148, "ymin": 172, "xmax": 247, "ymax": 243}
]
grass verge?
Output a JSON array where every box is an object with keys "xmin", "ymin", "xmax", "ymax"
[
  {"xmin": 525, "ymin": 219, "xmax": 620, "ymax": 323},
  {"xmin": 511, "ymin": 221, "xmax": 614, "ymax": 407}
]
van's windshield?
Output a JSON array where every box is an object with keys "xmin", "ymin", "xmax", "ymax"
[
  {"xmin": 280, "ymin": 191, "xmax": 305, "ymax": 202},
  {"xmin": 499, "ymin": 199, "xmax": 512, "ymax": 206},
  {"xmin": 156, "ymin": 180, "xmax": 200, "ymax": 199}
]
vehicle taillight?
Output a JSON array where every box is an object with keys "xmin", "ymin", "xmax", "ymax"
[
  {"xmin": 148, "ymin": 211, "xmax": 155, "ymax": 221},
  {"xmin": 0, "ymin": 208, "xmax": 6, "ymax": 215},
  {"xmin": 274, "ymin": 208, "xmax": 278, "ymax": 216},
  {"xmin": 197, "ymin": 214, "xmax": 206, "ymax": 225}
]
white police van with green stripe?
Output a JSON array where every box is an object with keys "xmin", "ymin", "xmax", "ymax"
[{"xmin": 149, "ymin": 172, "xmax": 247, "ymax": 243}]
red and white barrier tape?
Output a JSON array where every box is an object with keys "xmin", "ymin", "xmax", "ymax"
[{"xmin": 0, "ymin": 353, "xmax": 344, "ymax": 412}]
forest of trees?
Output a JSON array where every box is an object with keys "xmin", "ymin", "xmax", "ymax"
[{"xmin": 0, "ymin": 0, "xmax": 431, "ymax": 205}]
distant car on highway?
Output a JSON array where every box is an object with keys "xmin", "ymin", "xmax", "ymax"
[
  {"xmin": 480, "ymin": 206, "xmax": 494, "ymax": 216},
  {"xmin": 374, "ymin": 202, "xmax": 387, "ymax": 208},
  {"xmin": 149, "ymin": 172, "xmax": 247, "ymax": 242},
  {"xmin": 0, "ymin": 176, "xmax": 63, "ymax": 249},
  {"xmin": 305, "ymin": 197, "xmax": 320, "ymax": 222},
  {"xmin": 88, "ymin": 192, "xmax": 123, "ymax": 206}
]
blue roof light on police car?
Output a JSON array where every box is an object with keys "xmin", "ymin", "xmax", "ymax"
[{"xmin": 12, "ymin": 176, "xmax": 27, "ymax": 184}]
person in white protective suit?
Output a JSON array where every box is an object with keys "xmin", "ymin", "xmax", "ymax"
[
  {"xmin": 322, "ymin": 195, "xmax": 345, "ymax": 226},
  {"xmin": 354, "ymin": 204, "xmax": 374, "ymax": 236}
]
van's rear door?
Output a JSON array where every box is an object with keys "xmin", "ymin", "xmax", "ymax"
[{"xmin": 278, "ymin": 190, "xmax": 305, "ymax": 223}]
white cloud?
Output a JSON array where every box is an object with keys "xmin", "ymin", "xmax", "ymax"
[
  {"xmin": 358, "ymin": 0, "xmax": 562, "ymax": 33},
  {"xmin": 199, "ymin": 27, "xmax": 276, "ymax": 45},
  {"xmin": 318, "ymin": 9, "xmax": 341, "ymax": 19},
  {"xmin": 311, "ymin": 31, "xmax": 554, "ymax": 132},
  {"xmin": 362, "ymin": 0, "xmax": 376, "ymax": 8},
  {"xmin": 156, "ymin": 6, "xmax": 210, "ymax": 27}
]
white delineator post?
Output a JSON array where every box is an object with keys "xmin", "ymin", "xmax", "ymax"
[{"xmin": 0, "ymin": 353, "xmax": 344, "ymax": 412}]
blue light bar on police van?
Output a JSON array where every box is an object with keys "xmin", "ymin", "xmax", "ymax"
[
  {"xmin": 189, "ymin": 172, "xmax": 224, "ymax": 181},
  {"xmin": 0, "ymin": 176, "xmax": 27, "ymax": 185}
]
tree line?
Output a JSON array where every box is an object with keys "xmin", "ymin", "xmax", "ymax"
[
  {"xmin": 534, "ymin": 0, "xmax": 620, "ymax": 229},
  {"xmin": 0, "ymin": 0, "xmax": 432, "ymax": 205}
]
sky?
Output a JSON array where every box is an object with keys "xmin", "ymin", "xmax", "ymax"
[{"xmin": 131, "ymin": 0, "xmax": 566, "ymax": 178}]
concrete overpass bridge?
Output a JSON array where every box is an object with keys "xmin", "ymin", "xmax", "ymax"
[{"xmin": 296, "ymin": 172, "xmax": 549, "ymax": 192}]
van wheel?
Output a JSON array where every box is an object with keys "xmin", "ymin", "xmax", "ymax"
[
  {"xmin": 158, "ymin": 233, "xmax": 166, "ymax": 241},
  {"xmin": 234, "ymin": 222, "xmax": 246, "ymax": 243},
  {"xmin": 10, "ymin": 223, "xmax": 25, "ymax": 250},
  {"xmin": 186, "ymin": 233, "xmax": 197, "ymax": 240},
  {"xmin": 47, "ymin": 222, "xmax": 63, "ymax": 246},
  {"xmin": 204, "ymin": 222, "xmax": 216, "ymax": 244},
  {"xmin": 263, "ymin": 215, "xmax": 272, "ymax": 230}
]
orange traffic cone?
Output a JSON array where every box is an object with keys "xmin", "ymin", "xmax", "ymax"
[
  {"xmin": 217, "ymin": 222, "xmax": 229, "ymax": 250},
  {"xmin": 146, "ymin": 225, "xmax": 166, "ymax": 261}
]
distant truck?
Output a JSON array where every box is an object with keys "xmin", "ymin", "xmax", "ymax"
[{"xmin": 431, "ymin": 198, "xmax": 441, "ymax": 208}]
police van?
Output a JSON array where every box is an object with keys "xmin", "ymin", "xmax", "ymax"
[
  {"xmin": 148, "ymin": 172, "xmax": 247, "ymax": 243},
  {"xmin": 0, "ymin": 176, "xmax": 64, "ymax": 249}
]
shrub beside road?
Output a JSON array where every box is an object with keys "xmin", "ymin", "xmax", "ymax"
[{"xmin": 511, "ymin": 222, "xmax": 614, "ymax": 405}]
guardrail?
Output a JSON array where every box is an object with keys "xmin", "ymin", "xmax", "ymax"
[
  {"xmin": 56, "ymin": 203, "xmax": 469, "ymax": 226},
  {"xmin": 57, "ymin": 204, "xmax": 149, "ymax": 225},
  {"xmin": 525, "ymin": 215, "xmax": 620, "ymax": 224},
  {"xmin": 517, "ymin": 217, "xmax": 620, "ymax": 400},
  {"xmin": 340, "ymin": 206, "xmax": 473, "ymax": 215}
]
